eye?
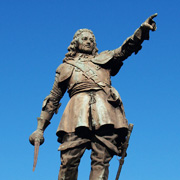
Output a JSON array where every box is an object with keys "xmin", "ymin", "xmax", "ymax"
[
  {"xmin": 82, "ymin": 37, "xmax": 88, "ymax": 40},
  {"xmin": 90, "ymin": 38, "xmax": 94, "ymax": 43}
]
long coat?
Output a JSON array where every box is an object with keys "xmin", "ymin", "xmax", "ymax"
[{"xmin": 55, "ymin": 51, "xmax": 129, "ymax": 140}]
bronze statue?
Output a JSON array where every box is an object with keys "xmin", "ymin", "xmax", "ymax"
[{"xmin": 29, "ymin": 14, "xmax": 157, "ymax": 180}]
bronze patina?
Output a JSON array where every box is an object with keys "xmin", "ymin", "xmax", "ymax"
[{"xmin": 29, "ymin": 14, "xmax": 157, "ymax": 179}]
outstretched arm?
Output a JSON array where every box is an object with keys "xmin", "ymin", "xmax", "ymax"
[{"xmin": 113, "ymin": 13, "xmax": 157, "ymax": 61}]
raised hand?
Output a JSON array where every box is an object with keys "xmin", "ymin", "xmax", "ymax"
[{"xmin": 141, "ymin": 13, "xmax": 157, "ymax": 31}]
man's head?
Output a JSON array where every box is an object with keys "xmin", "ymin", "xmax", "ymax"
[
  {"xmin": 77, "ymin": 31, "xmax": 95, "ymax": 54},
  {"xmin": 65, "ymin": 29, "xmax": 98, "ymax": 58}
]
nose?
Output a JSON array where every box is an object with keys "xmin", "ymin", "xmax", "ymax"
[{"xmin": 86, "ymin": 39, "xmax": 91, "ymax": 45}]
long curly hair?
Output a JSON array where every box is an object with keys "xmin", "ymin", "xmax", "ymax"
[{"xmin": 63, "ymin": 29, "xmax": 98, "ymax": 62}]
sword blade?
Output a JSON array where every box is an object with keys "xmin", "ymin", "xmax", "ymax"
[
  {"xmin": 33, "ymin": 139, "xmax": 40, "ymax": 171},
  {"xmin": 115, "ymin": 123, "xmax": 134, "ymax": 180}
]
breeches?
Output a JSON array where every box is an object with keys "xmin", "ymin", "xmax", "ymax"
[{"xmin": 58, "ymin": 127, "xmax": 124, "ymax": 180}]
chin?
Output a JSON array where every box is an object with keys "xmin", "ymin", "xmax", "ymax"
[{"xmin": 80, "ymin": 49, "xmax": 93, "ymax": 54}]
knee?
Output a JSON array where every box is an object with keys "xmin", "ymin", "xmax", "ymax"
[{"xmin": 61, "ymin": 152, "xmax": 80, "ymax": 169}]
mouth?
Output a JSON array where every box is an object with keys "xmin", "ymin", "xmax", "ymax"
[{"xmin": 85, "ymin": 45, "xmax": 91, "ymax": 48}]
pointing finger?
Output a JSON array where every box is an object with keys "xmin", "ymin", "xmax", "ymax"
[{"xmin": 149, "ymin": 13, "xmax": 158, "ymax": 19}]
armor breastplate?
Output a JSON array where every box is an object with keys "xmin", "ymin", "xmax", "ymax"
[{"xmin": 68, "ymin": 54, "xmax": 111, "ymax": 91}]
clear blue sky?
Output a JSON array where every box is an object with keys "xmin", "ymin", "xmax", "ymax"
[{"xmin": 0, "ymin": 0, "xmax": 180, "ymax": 179}]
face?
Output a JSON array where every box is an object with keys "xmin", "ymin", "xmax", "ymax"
[{"xmin": 78, "ymin": 32, "xmax": 95, "ymax": 54}]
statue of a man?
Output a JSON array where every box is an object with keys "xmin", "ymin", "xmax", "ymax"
[{"xmin": 29, "ymin": 14, "xmax": 157, "ymax": 180}]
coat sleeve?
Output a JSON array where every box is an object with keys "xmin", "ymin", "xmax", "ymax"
[
  {"xmin": 113, "ymin": 26, "xmax": 150, "ymax": 61},
  {"xmin": 108, "ymin": 26, "xmax": 151, "ymax": 76},
  {"xmin": 39, "ymin": 63, "xmax": 73, "ymax": 121}
]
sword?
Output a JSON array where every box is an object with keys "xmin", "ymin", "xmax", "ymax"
[
  {"xmin": 115, "ymin": 123, "xmax": 134, "ymax": 180},
  {"xmin": 33, "ymin": 138, "xmax": 40, "ymax": 171}
]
